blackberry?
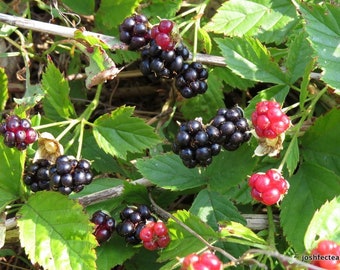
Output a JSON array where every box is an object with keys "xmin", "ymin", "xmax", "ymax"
[
  {"xmin": 116, "ymin": 204, "xmax": 156, "ymax": 245},
  {"xmin": 0, "ymin": 114, "xmax": 38, "ymax": 150},
  {"xmin": 23, "ymin": 159, "xmax": 52, "ymax": 192},
  {"xmin": 49, "ymin": 155, "xmax": 93, "ymax": 195},
  {"xmin": 175, "ymin": 62, "xmax": 208, "ymax": 98},
  {"xmin": 91, "ymin": 210, "xmax": 115, "ymax": 244},
  {"xmin": 119, "ymin": 14, "xmax": 151, "ymax": 50},
  {"xmin": 172, "ymin": 119, "xmax": 221, "ymax": 168},
  {"xmin": 139, "ymin": 40, "xmax": 189, "ymax": 79},
  {"xmin": 210, "ymin": 106, "xmax": 251, "ymax": 151}
]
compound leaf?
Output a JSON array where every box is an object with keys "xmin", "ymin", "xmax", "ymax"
[
  {"xmin": 136, "ymin": 153, "xmax": 206, "ymax": 191},
  {"xmin": 304, "ymin": 196, "xmax": 340, "ymax": 252},
  {"xmin": 17, "ymin": 192, "xmax": 97, "ymax": 270},
  {"xmin": 93, "ymin": 106, "xmax": 161, "ymax": 159}
]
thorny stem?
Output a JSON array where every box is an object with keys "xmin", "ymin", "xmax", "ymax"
[
  {"xmin": 277, "ymin": 86, "xmax": 328, "ymax": 172},
  {"xmin": 148, "ymin": 192, "xmax": 238, "ymax": 263}
]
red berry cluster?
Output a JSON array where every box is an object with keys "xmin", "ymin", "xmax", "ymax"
[
  {"xmin": 0, "ymin": 114, "xmax": 38, "ymax": 150},
  {"xmin": 310, "ymin": 240, "xmax": 340, "ymax": 269},
  {"xmin": 248, "ymin": 169, "xmax": 289, "ymax": 205},
  {"xmin": 251, "ymin": 100, "xmax": 290, "ymax": 139},
  {"xmin": 139, "ymin": 221, "xmax": 171, "ymax": 250},
  {"xmin": 181, "ymin": 252, "xmax": 222, "ymax": 270},
  {"xmin": 151, "ymin": 20, "xmax": 175, "ymax": 51},
  {"xmin": 91, "ymin": 210, "xmax": 116, "ymax": 244}
]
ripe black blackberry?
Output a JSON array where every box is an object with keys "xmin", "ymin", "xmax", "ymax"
[
  {"xmin": 49, "ymin": 155, "xmax": 93, "ymax": 195},
  {"xmin": 210, "ymin": 107, "xmax": 251, "ymax": 151},
  {"xmin": 91, "ymin": 210, "xmax": 115, "ymax": 244},
  {"xmin": 116, "ymin": 205, "xmax": 157, "ymax": 245},
  {"xmin": 0, "ymin": 114, "xmax": 38, "ymax": 150},
  {"xmin": 139, "ymin": 40, "xmax": 190, "ymax": 80},
  {"xmin": 172, "ymin": 119, "xmax": 221, "ymax": 168},
  {"xmin": 119, "ymin": 14, "xmax": 151, "ymax": 51},
  {"xmin": 175, "ymin": 62, "xmax": 208, "ymax": 98},
  {"xmin": 23, "ymin": 159, "xmax": 52, "ymax": 192}
]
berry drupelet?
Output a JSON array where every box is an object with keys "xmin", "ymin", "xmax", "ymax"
[{"xmin": 91, "ymin": 210, "xmax": 116, "ymax": 244}]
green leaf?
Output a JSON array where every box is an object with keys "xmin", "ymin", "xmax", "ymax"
[
  {"xmin": 96, "ymin": 235, "xmax": 136, "ymax": 270},
  {"xmin": 243, "ymin": 84, "xmax": 290, "ymax": 119},
  {"xmin": 204, "ymin": 0, "xmax": 298, "ymax": 44},
  {"xmin": 0, "ymin": 67, "xmax": 8, "ymax": 110},
  {"xmin": 0, "ymin": 189, "xmax": 18, "ymax": 213},
  {"xmin": 136, "ymin": 153, "xmax": 206, "ymax": 191},
  {"xmin": 142, "ymin": 0, "xmax": 182, "ymax": 24},
  {"xmin": 280, "ymin": 162, "xmax": 340, "ymax": 253},
  {"xmin": 0, "ymin": 143, "xmax": 25, "ymax": 198},
  {"xmin": 41, "ymin": 60, "xmax": 76, "ymax": 119},
  {"xmin": 17, "ymin": 192, "xmax": 97, "ymax": 270},
  {"xmin": 299, "ymin": 3, "xmax": 340, "ymax": 91},
  {"xmin": 92, "ymin": 106, "xmax": 161, "ymax": 159},
  {"xmin": 215, "ymin": 37, "xmax": 288, "ymax": 84},
  {"xmin": 14, "ymin": 83, "xmax": 45, "ymax": 109},
  {"xmin": 180, "ymin": 69, "xmax": 225, "ymax": 122},
  {"xmin": 285, "ymin": 137, "xmax": 300, "ymax": 176},
  {"xmin": 301, "ymin": 109, "xmax": 340, "ymax": 175},
  {"xmin": 190, "ymin": 189, "xmax": 246, "ymax": 231},
  {"xmin": 198, "ymin": 28, "xmax": 212, "ymax": 54},
  {"xmin": 285, "ymin": 31, "xmax": 314, "ymax": 84},
  {"xmin": 219, "ymin": 221, "xmax": 267, "ymax": 248},
  {"xmin": 304, "ymin": 196, "xmax": 340, "ymax": 252},
  {"xmin": 62, "ymin": 0, "xmax": 94, "ymax": 15},
  {"xmin": 95, "ymin": 0, "xmax": 141, "ymax": 33},
  {"xmin": 206, "ymin": 144, "xmax": 258, "ymax": 193},
  {"xmin": 158, "ymin": 210, "xmax": 218, "ymax": 264},
  {"xmin": 0, "ymin": 213, "xmax": 5, "ymax": 248}
]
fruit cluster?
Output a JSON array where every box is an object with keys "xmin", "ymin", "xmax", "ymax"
[
  {"xmin": 0, "ymin": 114, "xmax": 38, "ymax": 150},
  {"xmin": 140, "ymin": 40, "xmax": 189, "ymax": 80},
  {"xmin": 211, "ymin": 107, "xmax": 251, "ymax": 151},
  {"xmin": 119, "ymin": 15, "xmax": 209, "ymax": 99},
  {"xmin": 181, "ymin": 252, "xmax": 222, "ymax": 270},
  {"xmin": 175, "ymin": 62, "xmax": 208, "ymax": 98},
  {"xmin": 119, "ymin": 14, "xmax": 151, "ymax": 51},
  {"xmin": 150, "ymin": 19, "xmax": 176, "ymax": 51},
  {"xmin": 173, "ymin": 106, "xmax": 251, "ymax": 168},
  {"xmin": 251, "ymin": 100, "xmax": 290, "ymax": 139},
  {"xmin": 24, "ymin": 159, "xmax": 51, "ymax": 192},
  {"xmin": 248, "ymin": 169, "xmax": 289, "ymax": 205},
  {"xmin": 172, "ymin": 119, "xmax": 221, "ymax": 168},
  {"xmin": 23, "ymin": 155, "xmax": 94, "ymax": 195},
  {"xmin": 310, "ymin": 240, "xmax": 340, "ymax": 269},
  {"xmin": 116, "ymin": 205, "xmax": 157, "ymax": 245},
  {"xmin": 91, "ymin": 210, "xmax": 116, "ymax": 244},
  {"xmin": 139, "ymin": 221, "xmax": 171, "ymax": 250}
]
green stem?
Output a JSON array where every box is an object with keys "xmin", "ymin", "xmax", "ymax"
[
  {"xmin": 80, "ymin": 84, "xmax": 103, "ymax": 121},
  {"xmin": 34, "ymin": 119, "xmax": 75, "ymax": 130},
  {"xmin": 76, "ymin": 119, "xmax": 85, "ymax": 160},
  {"xmin": 266, "ymin": 206, "xmax": 276, "ymax": 250},
  {"xmin": 55, "ymin": 119, "xmax": 79, "ymax": 141},
  {"xmin": 277, "ymin": 86, "xmax": 328, "ymax": 172}
]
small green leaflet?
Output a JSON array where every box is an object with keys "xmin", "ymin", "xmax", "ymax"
[
  {"xmin": 92, "ymin": 106, "xmax": 161, "ymax": 159},
  {"xmin": 136, "ymin": 152, "xmax": 206, "ymax": 191},
  {"xmin": 219, "ymin": 221, "xmax": 267, "ymax": 249},
  {"xmin": 285, "ymin": 136, "xmax": 300, "ymax": 176},
  {"xmin": 215, "ymin": 37, "xmax": 288, "ymax": 85},
  {"xmin": 189, "ymin": 190, "xmax": 246, "ymax": 231},
  {"xmin": 17, "ymin": 192, "xmax": 97, "ymax": 270},
  {"xmin": 0, "ymin": 67, "xmax": 8, "ymax": 111},
  {"xmin": 41, "ymin": 60, "xmax": 76, "ymax": 120},
  {"xmin": 204, "ymin": 0, "xmax": 298, "ymax": 44},
  {"xmin": 304, "ymin": 196, "xmax": 340, "ymax": 252},
  {"xmin": 299, "ymin": 3, "xmax": 340, "ymax": 92}
]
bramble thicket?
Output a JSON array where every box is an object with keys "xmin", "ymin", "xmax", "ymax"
[{"xmin": 0, "ymin": 1, "xmax": 339, "ymax": 269}]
